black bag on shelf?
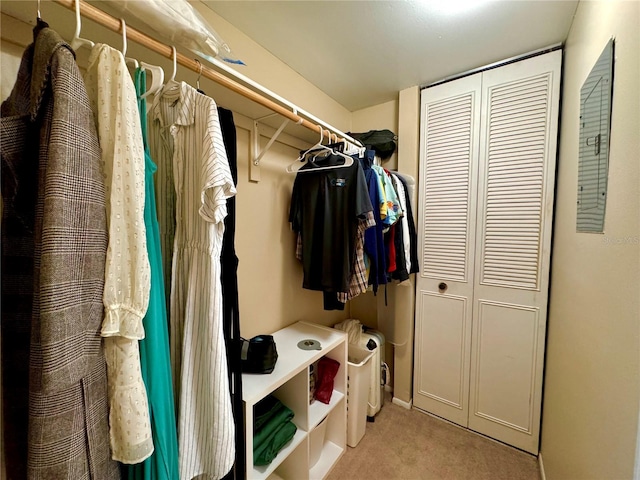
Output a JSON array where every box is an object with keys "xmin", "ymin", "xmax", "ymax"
[
  {"xmin": 347, "ymin": 129, "xmax": 398, "ymax": 159},
  {"xmin": 240, "ymin": 335, "xmax": 278, "ymax": 374}
]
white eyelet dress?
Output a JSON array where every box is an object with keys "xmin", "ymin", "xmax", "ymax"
[{"xmin": 84, "ymin": 43, "xmax": 154, "ymax": 464}]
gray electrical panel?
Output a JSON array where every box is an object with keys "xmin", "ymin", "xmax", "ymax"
[{"xmin": 577, "ymin": 38, "xmax": 614, "ymax": 233}]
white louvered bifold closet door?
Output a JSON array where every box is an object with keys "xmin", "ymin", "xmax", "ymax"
[
  {"xmin": 414, "ymin": 50, "xmax": 561, "ymax": 455},
  {"xmin": 413, "ymin": 74, "xmax": 481, "ymax": 426},
  {"xmin": 468, "ymin": 51, "xmax": 561, "ymax": 454}
]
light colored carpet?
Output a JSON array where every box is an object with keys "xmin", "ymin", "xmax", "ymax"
[{"xmin": 327, "ymin": 399, "xmax": 539, "ymax": 480}]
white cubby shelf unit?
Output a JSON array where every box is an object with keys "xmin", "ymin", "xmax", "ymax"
[{"xmin": 242, "ymin": 321, "xmax": 348, "ymax": 480}]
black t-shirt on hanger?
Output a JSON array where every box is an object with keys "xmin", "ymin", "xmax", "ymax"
[{"xmin": 289, "ymin": 154, "xmax": 373, "ymax": 293}]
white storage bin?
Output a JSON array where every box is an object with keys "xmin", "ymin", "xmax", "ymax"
[
  {"xmin": 346, "ymin": 344, "xmax": 373, "ymax": 447},
  {"xmin": 309, "ymin": 415, "xmax": 328, "ymax": 468}
]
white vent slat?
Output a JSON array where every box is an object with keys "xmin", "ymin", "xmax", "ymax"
[
  {"xmin": 429, "ymin": 97, "xmax": 472, "ymax": 114},
  {"xmin": 485, "ymin": 238, "xmax": 540, "ymax": 246},
  {"xmin": 429, "ymin": 96, "xmax": 472, "ymax": 113},
  {"xmin": 426, "ymin": 158, "xmax": 469, "ymax": 168},
  {"xmin": 424, "ymin": 244, "xmax": 467, "ymax": 252},
  {"xmin": 488, "ymin": 168, "xmax": 542, "ymax": 179},
  {"xmin": 485, "ymin": 264, "xmax": 539, "ymax": 274},
  {"xmin": 489, "ymin": 133, "xmax": 546, "ymax": 145},
  {"xmin": 487, "ymin": 193, "xmax": 542, "ymax": 201},
  {"xmin": 484, "ymin": 268, "xmax": 539, "ymax": 278},
  {"xmin": 488, "ymin": 148, "xmax": 547, "ymax": 160},
  {"xmin": 428, "ymin": 121, "xmax": 472, "ymax": 134},
  {"xmin": 481, "ymin": 74, "xmax": 550, "ymax": 289},
  {"xmin": 426, "ymin": 162, "xmax": 470, "ymax": 172},
  {"xmin": 486, "ymin": 177, "xmax": 543, "ymax": 188},
  {"xmin": 485, "ymin": 252, "xmax": 541, "ymax": 261},
  {"xmin": 490, "ymin": 77, "xmax": 549, "ymax": 99},
  {"xmin": 426, "ymin": 147, "xmax": 470, "ymax": 158},
  {"xmin": 423, "ymin": 93, "xmax": 473, "ymax": 281},
  {"xmin": 488, "ymin": 139, "xmax": 546, "ymax": 152},
  {"xmin": 490, "ymin": 122, "xmax": 547, "ymax": 136},
  {"xmin": 486, "ymin": 201, "xmax": 541, "ymax": 208},
  {"xmin": 491, "ymin": 105, "xmax": 548, "ymax": 122},
  {"xmin": 428, "ymin": 126, "xmax": 471, "ymax": 138},
  {"xmin": 490, "ymin": 130, "xmax": 547, "ymax": 143},
  {"xmin": 490, "ymin": 95, "xmax": 549, "ymax": 112}
]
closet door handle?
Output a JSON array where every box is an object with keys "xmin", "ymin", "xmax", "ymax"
[{"xmin": 438, "ymin": 282, "xmax": 448, "ymax": 292}]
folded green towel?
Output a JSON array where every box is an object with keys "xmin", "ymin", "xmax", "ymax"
[
  {"xmin": 254, "ymin": 420, "xmax": 298, "ymax": 466},
  {"xmin": 254, "ymin": 395, "xmax": 285, "ymax": 432},
  {"xmin": 254, "ymin": 402, "xmax": 294, "ymax": 451}
]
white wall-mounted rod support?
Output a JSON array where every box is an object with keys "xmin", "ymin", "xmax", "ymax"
[{"xmin": 253, "ymin": 118, "xmax": 290, "ymax": 166}]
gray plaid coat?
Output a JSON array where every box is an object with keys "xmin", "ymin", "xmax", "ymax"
[{"xmin": 1, "ymin": 25, "xmax": 120, "ymax": 479}]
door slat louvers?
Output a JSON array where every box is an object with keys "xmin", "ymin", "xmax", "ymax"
[
  {"xmin": 481, "ymin": 74, "xmax": 550, "ymax": 290},
  {"xmin": 423, "ymin": 93, "xmax": 474, "ymax": 281}
]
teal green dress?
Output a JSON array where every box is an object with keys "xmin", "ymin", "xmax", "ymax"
[{"xmin": 126, "ymin": 68, "xmax": 179, "ymax": 480}]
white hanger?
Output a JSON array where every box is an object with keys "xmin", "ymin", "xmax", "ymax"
[
  {"xmin": 120, "ymin": 19, "xmax": 139, "ymax": 69},
  {"xmin": 286, "ymin": 127, "xmax": 354, "ymax": 173},
  {"xmin": 70, "ymin": 0, "xmax": 94, "ymax": 51},
  {"xmin": 286, "ymin": 127, "xmax": 326, "ymax": 172},
  {"xmin": 169, "ymin": 46, "xmax": 177, "ymax": 83},
  {"xmin": 139, "ymin": 62, "xmax": 164, "ymax": 101},
  {"xmin": 159, "ymin": 46, "xmax": 180, "ymax": 95}
]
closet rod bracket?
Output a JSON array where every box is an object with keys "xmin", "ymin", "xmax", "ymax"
[
  {"xmin": 251, "ymin": 115, "xmax": 291, "ymax": 182},
  {"xmin": 253, "ymin": 117, "xmax": 290, "ymax": 167}
]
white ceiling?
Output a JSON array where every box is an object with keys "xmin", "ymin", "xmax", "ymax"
[{"xmin": 203, "ymin": 0, "xmax": 578, "ymax": 111}]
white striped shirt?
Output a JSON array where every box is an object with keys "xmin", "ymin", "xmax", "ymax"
[{"xmin": 148, "ymin": 81, "xmax": 236, "ymax": 480}]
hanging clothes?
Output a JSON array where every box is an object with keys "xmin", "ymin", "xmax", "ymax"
[
  {"xmin": 149, "ymin": 81, "xmax": 237, "ymax": 480},
  {"xmin": 84, "ymin": 43, "xmax": 153, "ymax": 464},
  {"xmin": 393, "ymin": 174, "xmax": 420, "ymax": 276},
  {"xmin": 373, "ymin": 164, "xmax": 403, "ymax": 229},
  {"xmin": 359, "ymin": 150, "xmax": 388, "ymax": 292},
  {"xmin": 391, "ymin": 174, "xmax": 412, "ymax": 275},
  {"xmin": 289, "ymin": 154, "xmax": 373, "ymax": 305},
  {"xmin": 218, "ymin": 106, "xmax": 246, "ymax": 480},
  {"xmin": 125, "ymin": 68, "xmax": 180, "ymax": 480},
  {"xmin": 335, "ymin": 211, "xmax": 376, "ymax": 303},
  {"xmin": 1, "ymin": 25, "xmax": 119, "ymax": 479}
]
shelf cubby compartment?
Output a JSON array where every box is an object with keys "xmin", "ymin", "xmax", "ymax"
[
  {"xmin": 309, "ymin": 399, "xmax": 346, "ymax": 480},
  {"xmin": 243, "ymin": 322, "xmax": 347, "ymax": 480}
]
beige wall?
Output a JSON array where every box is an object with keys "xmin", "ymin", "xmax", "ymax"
[
  {"xmin": 391, "ymin": 86, "xmax": 421, "ymax": 406},
  {"xmin": 540, "ymin": 1, "xmax": 640, "ymax": 478}
]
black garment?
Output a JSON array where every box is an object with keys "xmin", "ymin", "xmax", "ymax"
[
  {"xmin": 395, "ymin": 174, "xmax": 420, "ymax": 275},
  {"xmin": 323, "ymin": 292, "xmax": 346, "ymax": 310},
  {"xmin": 391, "ymin": 221, "xmax": 409, "ymax": 282},
  {"xmin": 389, "ymin": 174, "xmax": 409, "ymax": 282},
  {"xmin": 290, "ymin": 155, "xmax": 373, "ymax": 293},
  {"xmin": 218, "ymin": 107, "xmax": 245, "ymax": 480}
]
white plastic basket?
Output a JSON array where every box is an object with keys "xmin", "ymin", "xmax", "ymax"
[{"xmin": 346, "ymin": 344, "xmax": 374, "ymax": 447}]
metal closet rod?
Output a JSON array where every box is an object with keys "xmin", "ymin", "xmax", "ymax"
[{"xmin": 52, "ymin": 0, "xmax": 361, "ymax": 147}]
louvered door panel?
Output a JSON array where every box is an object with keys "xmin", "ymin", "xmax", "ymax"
[
  {"xmin": 422, "ymin": 95, "xmax": 473, "ymax": 281},
  {"xmin": 480, "ymin": 75, "xmax": 550, "ymax": 290},
  {"xmin": 469, "ymin": 51, "xmax": 561, "ymax": 454},
  {"xmin": 414, "ymin": 74, "xmax": 481, "ymax": 427}
]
